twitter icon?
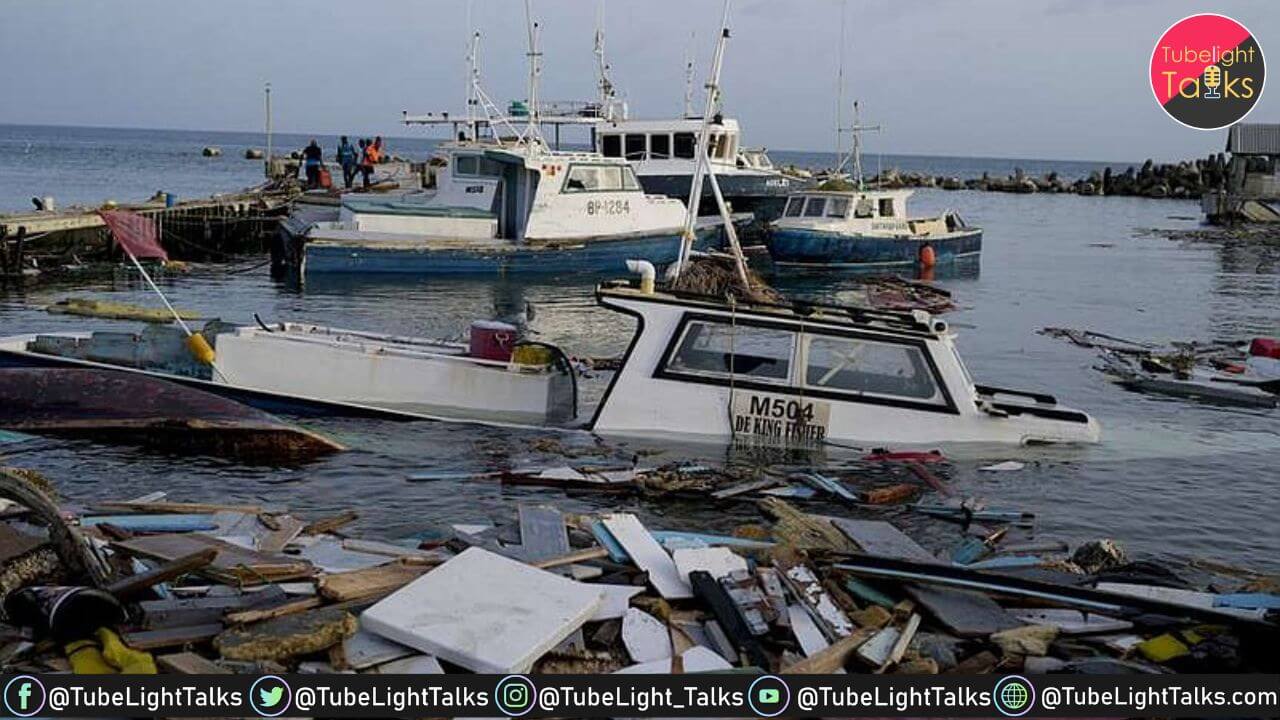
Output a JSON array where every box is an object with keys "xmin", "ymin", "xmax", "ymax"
[{"xmin": 249, "ymin": 676, "xmax": 290, "ymax": 717}]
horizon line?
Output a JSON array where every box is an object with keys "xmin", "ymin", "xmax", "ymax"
[{"xmin": 0, "ymin": 120, "xmax": 1171, "ymax": 168}]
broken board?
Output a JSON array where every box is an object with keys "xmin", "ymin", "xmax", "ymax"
[
  {"xmin": 601, "ymin": 514, "xmax": 692, "ymax": 599},
  {"xmin": 361, "ymin": 547, "xmax": 603, "ymax": 673},
  {"xmin": 832, "ymin": 519, "xmax": 1020, "ymax": 637}
]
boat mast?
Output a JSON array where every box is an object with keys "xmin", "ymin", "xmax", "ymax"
[
  {"xmin": 263, "ymin": 82, "xmax": 272, "ymax": 178},
  {"xmin": 465, "ymin": 0, "xmax": 479, "ymax": 140},
  {"xmin": 673, "ymin": 0, "xmax": 750, "ymax": 290},
  {"xmin": 683, "ymin": 32, "xmax": 697, "ymax": 117},
  {"xmin": 834, "ymin": 0, "xmax": 846, "ymax": 174},
  {"xmin": 594, "ymin": 1, "xmax": 618, "ymax": 120},
  {"xmin": 523, "ymin": 0, "xmax": 546, "ymax": 152}
]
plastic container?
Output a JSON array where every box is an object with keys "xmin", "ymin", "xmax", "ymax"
[
  {"xmin": 164, "ymin": 192, "xmax": 177, "ymax": 208},
  {"xmin": 469, "ymin": 321, "xmax": 517, "ymax": 361},
  {"xmin": 4, "ymin": 585, "xmax": 125, "ymax": 643},
  {"xmin": 1249, "ymin": 337, "xmax": 1279, "ymax": 359}
]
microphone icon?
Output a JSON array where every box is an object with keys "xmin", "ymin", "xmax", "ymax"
[{"xmin": 1204, "ymin": 65, "xmax": 1222, "ymax": 99}]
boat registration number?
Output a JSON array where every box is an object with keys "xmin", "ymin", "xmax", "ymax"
[
  {"xmin": 586, "ymin": 199, "xmax": 631, "ymax": 216},
  {"xmin": 731, "ymin": 392, "xmax": 830, "ymax": 445}
]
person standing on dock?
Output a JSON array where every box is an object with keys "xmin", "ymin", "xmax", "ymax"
[
  {"xmin": 358, "ymin": 138, "xmax": 375, "ymax": 189},
  {"xmin": 373, "ymin": 136, "xmax": 385, "ymax": 163},
  {"xmin": 336, "ymin": 136, "xmax": 358, "ymax": 190},
  {"xmin": 302, "ymin": 139, "xmax": 323, "ymax": 189}
]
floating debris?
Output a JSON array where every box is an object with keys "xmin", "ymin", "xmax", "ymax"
[{"xmin": 0, "ymin": 468, "xmax": 1275, "ymax": 679}]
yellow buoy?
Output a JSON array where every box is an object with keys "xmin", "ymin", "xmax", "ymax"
[{"xmin": 185, "ymin": 334, "xmax": 216, "ymax": 365}]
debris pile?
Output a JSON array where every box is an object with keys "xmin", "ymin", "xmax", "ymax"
[{"xmin": 2, "ymin": 465, "xmax": 1275, "ymax": 676}]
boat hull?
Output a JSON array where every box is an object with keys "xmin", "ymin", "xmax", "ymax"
[
  {"xmin": 303, "ymin": 229, "xmax": 716, "ymax": 275},
  {"xmin": 637, "ymin": 172, "xmax": 802, "ymax": 220},
  {"xmin": 768, "ymin": 227, "xmax": 983, "ymax": 268}
]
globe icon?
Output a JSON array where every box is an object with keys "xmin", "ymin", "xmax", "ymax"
[{"xmin": 1000, "ymin": 682, "xmax": 1029, "ymax": 710}]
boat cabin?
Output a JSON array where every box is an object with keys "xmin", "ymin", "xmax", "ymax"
[
  {"xmin": 597, "ymin": 117, "xmax": 742, "ymax": 168},
  {"xmin": 778, "ymin": 189, "xmax": 915, "ymax": 236},
  {"xmin": 590, "ymin": 281, "xmax": 1100, "ymax": 447}
]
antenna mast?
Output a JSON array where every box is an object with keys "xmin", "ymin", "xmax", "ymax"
[
  {"xmin": 835, "ymin": 0, "xmax": 846, "ymax": 172},
  {"xmin": 594, "ymin": 1, "xmax": 617, "ymax": 119},
  {"xmin": 683, "ymin": 32, "xmax": 697, "ymax": 117},
  {"xmin": 523, "ymin": 0, "xmax": 545, "ymax": 150}
]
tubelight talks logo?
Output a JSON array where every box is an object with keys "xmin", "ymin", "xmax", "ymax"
[{"xmin": 1151, "ymin": 14, "xmax": 1265, "ymax": 130}]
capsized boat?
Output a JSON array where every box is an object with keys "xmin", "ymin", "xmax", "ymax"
[
  {"xmin": 0, "ymin": 368, "xmax": 343, "ymax": 462},
  {"xmin": 768, "ymin": 188, "xmax": 982, "ymax": 269},
  {"xmin": 0, "ymin": 321, "xmax": 577, "ymax": 426},
  {"xmin": 1097, "ymin": 351, "xmax": 1278, "ymax": 409},
  {"xmin": 588, "ymin": 275, "xmax": 1100, "ymax": 447}
]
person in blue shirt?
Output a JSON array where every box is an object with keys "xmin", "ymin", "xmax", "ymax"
[{"xmin": 336, "ymin": 136, "xmax": 358, "ymax": 190}]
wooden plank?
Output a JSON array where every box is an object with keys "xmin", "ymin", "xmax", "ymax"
[
  {"xmin": 787, "ymin": 604, "xmax": 830, "ymax": 657},
  {"xmin": 139, "ymin": 586, "xmax": 285, "ymax": 628},
  {"xmin": 122, "ymin": 624, "xmax": 222, "ymax": 650},
  {"xmin": 156, "ymin": 652, "xmax": 230, "ymax": 674},
  {"xmin": 224, "ymin": 596, "xmax": 322, "ymax": 625},
  {"xmin": 318, "ymin": 563, "xmax": 429, "ymax": 603},
  {"xmin": 532, "ymin": 547, "xmax": 609, "ymax": 569},
  {"xmin": 711, "ymin": 477, "xmax": 782, "ymax": 499},
  {"xmin": 112, "ymin": 533, "xmax": 313, "ymax": 585},
  {"xmin": 831, "ymin": 519, "xmax": 1020, "ymax": 637},
  {"xmin": 601, "ymin": 513, "xmax": 691, "ymax": 600},
  {"xmin": 105, "ymin": 549, "xmax": 218, "ymax": 601},
  {"xmin": 302, "ymin": 510, "xmax": 359, "ymax": 536},
  {"xmin": 258, "ymin": 515, "xmax": 306, "ymax": 554}
]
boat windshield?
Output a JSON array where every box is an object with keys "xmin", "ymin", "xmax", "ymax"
[
  {"xmin": 803, "ymin": 335, "xmax": 946, "ymax": 404},
  {"xmin": 665, "ymin": 321, "xmax": 794, "ymax": 384}
]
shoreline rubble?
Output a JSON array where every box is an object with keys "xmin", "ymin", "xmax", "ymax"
[{"xmin": 1, "ymin": 465, "xmax": 1275, "ymax": 677}]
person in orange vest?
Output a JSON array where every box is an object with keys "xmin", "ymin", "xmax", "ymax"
[
  {"xmin": 373, "ymin": 136, "xmax": 385, "ymax": 163},
  {"xmin": 359, "ymin": 138, "xmax": 375, "ymax": 188}
]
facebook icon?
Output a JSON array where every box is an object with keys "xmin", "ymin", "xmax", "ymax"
[{"xmin": 4, "ymin": 675, "xmax": 45, "ymax": 717}]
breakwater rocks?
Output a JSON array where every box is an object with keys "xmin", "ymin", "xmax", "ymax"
[{"xmin": 859, "ymin": 154, "xmax": 1231, "ymax": 199}]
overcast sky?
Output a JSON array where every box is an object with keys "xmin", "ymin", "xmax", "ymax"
[{"xmin": 1, "ymin": 0, "xmax": 1275, "ymax": 161}]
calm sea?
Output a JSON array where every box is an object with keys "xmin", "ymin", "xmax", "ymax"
[{"xmin": 1, "ymin": 124, "xmax": 1276, "ymax": 574}]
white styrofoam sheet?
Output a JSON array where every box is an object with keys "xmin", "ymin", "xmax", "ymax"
[{"xmin": 361, "ymin": 547, "xmax": 603, "ymax": 673}]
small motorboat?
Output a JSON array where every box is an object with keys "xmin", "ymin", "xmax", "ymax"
[
  {"xmin": 588, "ymin": 269, "xmax": 1100, "ymax": 447},
  {"xmin": 767, "ymin": 187, "xmax": 982, "ymax": 269},
  {"xmin": 0, "ymin": 368, "xmax": 343, "ymax": 462},
  {"xmin": 0, "ymin": 320, "xmax": 578, "ymax": 426}
]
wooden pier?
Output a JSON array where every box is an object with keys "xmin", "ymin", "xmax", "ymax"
[{"xmin": 0, "ymin": 188, "xmax": 297, "ymax": 283}]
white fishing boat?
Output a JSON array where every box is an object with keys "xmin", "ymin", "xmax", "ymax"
[
  {"xmin": 301, "ymin": 142, "xmax": 712, "ymax": 275},
  {"xmin": 0, "ymin": 321, "xmax": 577, "ymax": 426},
  {"xmin": 588, "ymin": 275, "xmax": 1100, "ymax": 447}
]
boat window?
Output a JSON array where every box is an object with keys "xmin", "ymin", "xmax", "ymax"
[
  {"xmin": 601, "ymin": 134, "xmax": 622, "ymax": 158},
  {"xmin": 666, "ymin": 320, "xmax": 794, "ymax": 384},
  {"xmin": 625, "ymin": 134, "xmax": 647, "ymax": 160},
  {"xmin": 879, "ymin": 198, "xmax": 895, "ymax": 217},
  {"xmin": 598, "ymin": 165, "xmax": 624, "ymax": 190},
  {"xmin": 803, "ymin": 197, "xmax": 827, "ymax": 217},
  {"xmin": 673, "ymin": 133, "xmax": 696, "ymax": 159},
  {"xmin": 826, "ymin": 197, "xmax": 850, "ymax": 218},
  {"xmin": 854, "ymin": 196, "xmax": 874, "ymax": 218},
  {"xmin": 621, "ymin": 167, "xmax": 641, "ymax": 191},
  {"xmin": 784, "ymin": 197, "xmax": 805, "ymax": 217},
  {"xmin": 650, "ymin": 134, "xmax": 671, "ymax": 159},
  {"xmin": 563, "ymin": 165, "xmax": 602, "ymax": 192},
  {"xmin": 804, "ymin": 335, "xmax": 943, "ymax": 403},
  {"xmin": 454, "ymin": 155, "xmax": 503, "ymax": 177}
]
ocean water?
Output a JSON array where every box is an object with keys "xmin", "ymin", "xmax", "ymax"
[
  {"xmin": 0, "ymin": 124, "xmax": 1276, "ymax": 574},
  {"xmin": 0, "ymin": 124, "xmax": 1125, "ymax": 213}
]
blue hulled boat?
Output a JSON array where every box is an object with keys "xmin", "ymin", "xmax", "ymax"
[{"xmin": 767, "ymin": 188, "xmax": 981, "ymax": 269}]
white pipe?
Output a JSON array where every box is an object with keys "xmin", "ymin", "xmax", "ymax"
[{"xmin": 626, "ymin": 259, "xmax": 656, "ymax": 294}]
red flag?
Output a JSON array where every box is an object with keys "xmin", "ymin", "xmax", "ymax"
[{"xmin": 99, "ymin": 210, "xmax": 168, "ymax": 261}]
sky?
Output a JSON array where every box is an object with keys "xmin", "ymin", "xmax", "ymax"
[{"xmin": 1, "ymin": 0, "xmax": 1276, "ymax": 162}]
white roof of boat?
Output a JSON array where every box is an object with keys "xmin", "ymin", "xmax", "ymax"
[
  {"xmin": 596, "ymin": 282, "xmax": 942, "ymax": 338},
  {"xmin": 596, "ymin": 117, "xmax": 741, "ymax": 133},
  {"xmin": 789, "ymin": 187, "xmax": 914, "ymax": 199}
]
